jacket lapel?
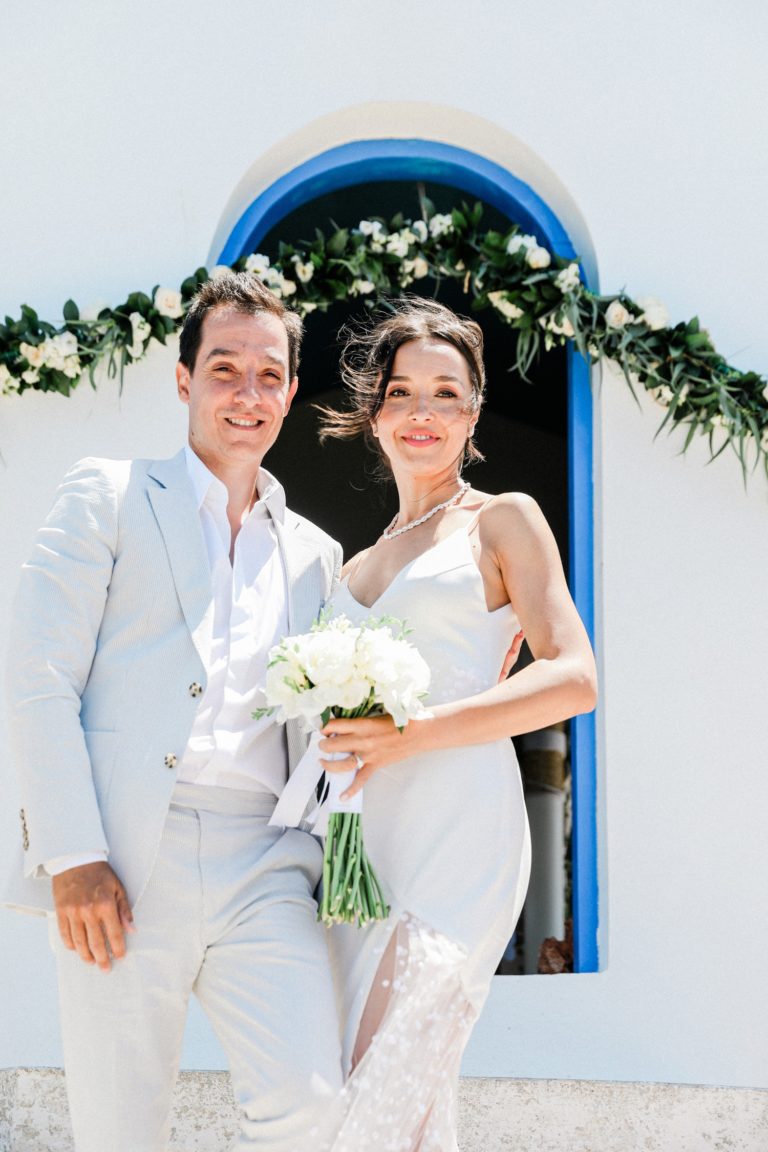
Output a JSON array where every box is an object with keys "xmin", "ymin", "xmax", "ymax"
[{"xmin": 147, "ymin": 451, "xmax": 214, "ymax": 668}]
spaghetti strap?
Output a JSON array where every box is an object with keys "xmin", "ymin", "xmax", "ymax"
[{"xmin": 464, "ymin": 495, "xmax": 496, "ymax": 535}]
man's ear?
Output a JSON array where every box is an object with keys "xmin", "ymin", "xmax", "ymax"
[
  {"xmin": 284, "ymin": 376, "xmax": 299, "ymax": 415},
  {"xmin": 176, "ymin": 361, "xmax": 191, "ymax": 403}
]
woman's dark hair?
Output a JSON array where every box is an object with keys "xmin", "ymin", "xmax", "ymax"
[
  {"xmin": 319, "ymin": 297, "xmax": 486, "ymax": 471},
  {"xmin": 178, "ymin": 270, "xmax": 304, "ymax": 380}
]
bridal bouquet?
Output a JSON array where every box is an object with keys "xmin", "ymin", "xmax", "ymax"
[{"xmin": 255, "ymin": 613, "xmax": 430, "ymax": 926}]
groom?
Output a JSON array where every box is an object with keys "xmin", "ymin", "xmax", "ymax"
[{"xmin": 4, "ymin": 271, "xmax": 343, "ymax": 1151}]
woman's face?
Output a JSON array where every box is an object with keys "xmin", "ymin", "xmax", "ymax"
[{"xmin": 372, "ymin": 338, "xmax": 477, "ymax": 478}]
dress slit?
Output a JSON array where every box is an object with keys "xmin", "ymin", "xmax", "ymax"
[{"xmin": 316, "ymin": 912, "xmax": 477, "ymax": 1152}]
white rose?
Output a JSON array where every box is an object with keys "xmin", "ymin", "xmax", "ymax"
[
  {"xmin": 555, "ymin": 263, "xmax": 581, "ymax": 294},
  {"xmin": 350, "ymin": 279, "xmax": 375, "ymax": 296},
  {"xmin": 279, "ymin": 278, "xmax": 297, "ymax": 298},
  {"xmin": 154, "ymin": 287, "xmax": 184, "ymax": 319},
  {"xmin": 506, "ymin": 233, "xmax": 536, "ymax": 255},
  {"xmin": 488, "ymin": 292, "xmax": 524, "ymax": 321},
  {"xmin": 245, "ymin": 253, "xmax": 271, "ymax": 276},
  {"xmin": 19, "ymin": 341, "xmax": 45, "ymax": 368},
  {"xmin": 526, "ymin": 246, "xmax": 551, "ymax": 270},
  {"xmin": 605, "ymin": 300, "xmax": 633, "ymax": 329},
  {"xmin": 411, "ymin": 256, "xmax": 429, "ymax": 279},
  {"xmin": 292, "ymin": 259, "xmax": 314, "ymax": 284},
  {"xmin": 636, "ymin": 296, "xmax": 670, "ymax": 331},
  {"xmin": 411, "ymin": 220, "xmax": 428, "ymax": 243},
  {"xmin": 428, "ymin": 213, "xmax": 454, "ymax": 239},
  {"xmin": 53, "ymin": 331, "xmax": 79, "ymax": 356},
  {"xmin": 21, "ymin": 368, "xmax": 40, "ymax": 384},
  {"xmin": 40, "ymin": 339, "xmax": 65, "ymax": 371}
]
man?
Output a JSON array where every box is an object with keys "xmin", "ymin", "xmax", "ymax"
[{"xmin": 5, "ymin": 272, "xmax": 343, "ymax": 1151}]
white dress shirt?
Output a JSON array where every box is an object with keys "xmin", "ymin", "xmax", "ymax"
[
  {"xmin": 176, "ymin": 445, "xmax": 288, "ymax": 794},
  {"xmin": 45, "ymin": 447, "xmax": 289, "ymax": 876}
]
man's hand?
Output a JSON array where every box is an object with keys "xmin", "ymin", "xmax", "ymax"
[{"xmin": 52, "ymin": 862, "xmax": 135, "ymax": 971}]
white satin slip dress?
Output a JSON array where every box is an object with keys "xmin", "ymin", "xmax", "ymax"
[{"xmin": 314, "ymin": 515, "xmax": 531, "ymax": 1152}]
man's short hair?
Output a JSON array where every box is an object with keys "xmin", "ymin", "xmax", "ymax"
[{"xmin": 178, "ymin": 271, "xmax": 304, "ymax": 379}]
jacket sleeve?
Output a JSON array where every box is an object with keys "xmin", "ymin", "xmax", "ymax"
[{"xmin": 5, "ymin": 458, "xmax": 120, "ymax": 876}]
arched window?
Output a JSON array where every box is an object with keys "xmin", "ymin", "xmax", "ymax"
[{"xmin": 219, "ymin": 140, "xmax": 599, "ymax": 973}]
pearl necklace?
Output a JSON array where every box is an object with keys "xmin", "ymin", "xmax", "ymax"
[{"xmin": 382, "ymin": 480, "xmax": 470, "ymax": 540}]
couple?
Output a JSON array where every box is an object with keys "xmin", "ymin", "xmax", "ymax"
[{"xmin": 5, "ymin": 270, "xmax": 596, "ymax": 1152}]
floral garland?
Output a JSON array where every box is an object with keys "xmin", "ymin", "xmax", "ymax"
[{"xmin": 1, "ymin": 203, "xmax": 766, "ymax": 477}]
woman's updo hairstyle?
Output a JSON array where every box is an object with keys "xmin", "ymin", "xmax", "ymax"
[{"xmin": 319, "ymin": 297, "xmax": 486, "ymax": 472}]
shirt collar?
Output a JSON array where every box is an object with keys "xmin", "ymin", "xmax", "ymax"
[{"xmin": 184, "ymin": 445, "xmax": 286, "ymax": 524}]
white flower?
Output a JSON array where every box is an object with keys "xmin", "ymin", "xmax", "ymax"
[
  {"xmin": 636, "ymin": 296, "xmax": 670, "ymax": 331},
  {"xmin": 350, "ymin": 279, "xmax": 376, "ymax": 296},
  {"xmin": 428, "ymin": 213, "xmax": 454, "ymax": 239},
  {"xmin": 209, "ymin": 265, "xmax": 231, "ymax": 281},
  {"xmin": 0, "ymin": 363, "xmax": 18, "ymax": 392},
  {"xmin": 262, "ymin": 268, "xmax": 296, "ymax": 298},
  {"xmin": 291, "ymin": 258, "xmax": 314, "ymax": 284},
  {"xmin": 555, "ymin": 263, "xmax": 581, "ymax": 294},
  {"xmin": 540, "ymin": 313, "xmax": 575, "ymax": 339},
  {"xmin": 506, "ymin": 232, "xmax": 536, "ymax": 255},
  {"xmin": 411, "ymin": 220, "xmax": 428, "ymax": 243},
  {"xmin": 19, "ymin": 341, "xmax": 45, "ymax": 369},
  {"xmin": 154, "ymin": 287, "xmax": 184, "ymax": 319},
  {"xmin": 526, "ymin": 245, "xmax": 551, "ymax": 270},
  {"xmin": 21, "ymin": 367, "xmax": 40, "ymax": 384},
  {"xmin": 63, "ymin": 355, "xmax": 82, "ymax": 379},
  {"xmin": 128, "ymin": 312, "xmax": 152, "ymax": 358},
  {"xmin": 245, "ymin": 253, "xmax": 271, "ymax": 276},
  {"xmin": 488, "ymin": 291, "xmax": 524, "ymax": 321},
  {"xmin": 386, "ymin": 233, "xmax": 410, "ymax": 259},
  {"xmin": 605, "ymin": 300, "xmax": 634, "ymax": 329},
  {"xmin": 298, "ymin": 301, "xmax": 318, "ymax": 316},
  {"xmin": 358, "ymin": 220, "xmax": 385, "ymax": 239},
  {"xmin": 411, "ymin": 256, "xmax": 429, "ymax": 279},
  {"xmin": 762, "ymin": 382, "xmax": 768, "ymax": 403},
  {"xmin": 649, "ymin": 384, "xmax": 674, "ymax": 406}
]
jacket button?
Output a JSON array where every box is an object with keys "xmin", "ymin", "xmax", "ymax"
[
  {"xmin": 189, "ymin": 682, "xmax": 203, "ymax": 698},
  {"xmin": 164, "ymin": 753, "xmax": 178, "ymax": 769}
]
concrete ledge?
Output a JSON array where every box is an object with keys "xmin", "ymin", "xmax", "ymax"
[{"xmin": 1, "ymin": 1068, "xmax": 766, "ymax": 1151}]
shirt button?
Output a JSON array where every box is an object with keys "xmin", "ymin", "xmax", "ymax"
[
  {"xmin": 188, "ymin": 682, "xmax": 203, "ymax": 698},
  {"xmin": 164, "ymin": 753, "xmax": 178, "ymax": 769}
]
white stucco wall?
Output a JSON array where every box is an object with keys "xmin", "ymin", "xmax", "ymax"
[{"xmin": 1, "ymin": 0, "xmax": 767, "ymax": 1090}]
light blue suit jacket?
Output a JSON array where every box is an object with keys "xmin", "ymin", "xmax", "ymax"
[{"xmin": 4, "ymin": 450, "xmax": 341, "ymax": 914}]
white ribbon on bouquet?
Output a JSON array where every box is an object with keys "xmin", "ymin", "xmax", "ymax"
[{"xmin": 269, "ymin": 730, "xmax": 363, "ymax": 836}]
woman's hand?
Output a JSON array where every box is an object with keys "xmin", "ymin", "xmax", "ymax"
[
  {"xmin": 319, "ymin": 714, "xmax": 423, "ymax": 799},
  {"xmin": 498, "ymin": 629, "xmax": 524, "ymax": 682}
]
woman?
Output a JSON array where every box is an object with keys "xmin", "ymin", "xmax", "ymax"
[{"xmin": 316, "ymin": 298, "xmax": 596, "ymax": 1151}]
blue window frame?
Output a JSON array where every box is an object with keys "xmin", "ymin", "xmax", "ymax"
[{"xmin": 218, "ymin": 139, "xmax": 599, "ymax": 972}]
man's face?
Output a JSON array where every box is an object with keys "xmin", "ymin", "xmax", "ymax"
[{"xmin": 176, "ymin": 307, "xmax": 298, "ymax": 476}]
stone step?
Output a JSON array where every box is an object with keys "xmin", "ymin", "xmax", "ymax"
[{"xmin": 1, "ymin": 1069, "xmax": 765, "ymax": 1151}]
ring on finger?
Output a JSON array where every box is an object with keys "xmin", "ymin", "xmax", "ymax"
[{"xmin": 353, "ymin": 753, "xmax": 365, "ymax": 772}]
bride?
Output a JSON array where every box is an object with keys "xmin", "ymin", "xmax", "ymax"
[{"xmin": 315, "ymin": 297, "xmax": 596, "ymax": 1151}]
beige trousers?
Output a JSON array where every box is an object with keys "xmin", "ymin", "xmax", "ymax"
[{"xmin": 50, "ymin": 784, "xmax": 343, "ymax": 1152}]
